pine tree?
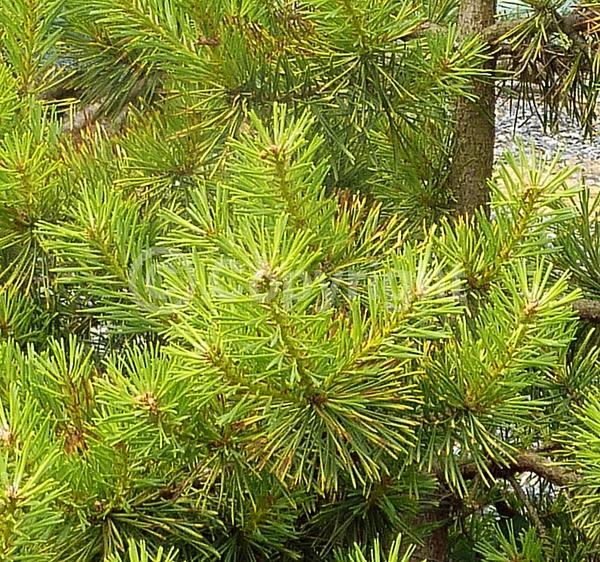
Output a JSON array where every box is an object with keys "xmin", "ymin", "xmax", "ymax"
[{"xmin": 1, "ymin": 1, "xmax": 600, "ymax": 561}]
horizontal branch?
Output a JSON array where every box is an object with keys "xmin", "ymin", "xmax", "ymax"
[
  {"xmin": 573, "ymin": 299, "xmax": 600, "ymax": 323},
  {"xmin": 484, "ymin": 7, "xmax": 589, "ymax": 45},
  {"xmin": 461, "ymin": 451, "xmax": 579, "ymax": 487},
  {"xmin": 409, "ymin": 8, "xmax": 591, "ymax": 50}
]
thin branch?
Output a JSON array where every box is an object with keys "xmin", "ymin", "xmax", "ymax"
[
  {"xmin": 482, "ymin": 10, "xmax": 589, "ymax": 46},
  {"xmin": 507, "ymin": 473, "xmax": 546, "ymax": 537},
  {"xmin": 461, "ymin": 451, "xmax": 579, "ymax": 487},
  {"xmin": 406, "ymin": 8, "xmax": 590, "ymax": 50},
  {"xmin": 573, "ymin": 299, "xmax": 600, "ymax": 323}
]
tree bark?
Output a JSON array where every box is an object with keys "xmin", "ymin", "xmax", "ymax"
[
  {"xmin": 449, "ymin": 0, "xmax": 497, "ymax": 216},
  {"xmin": 411, "ymin": 498, "xmax": 451, "ymax": 562}
]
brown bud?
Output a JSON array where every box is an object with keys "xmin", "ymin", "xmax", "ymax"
[
  {"xmin": 136, "ymin": 391, "xmax": 159, "ymax": 415},
  {"xmin": 5, "ymin": 483, "xmax": 19, "ymax": 502},
  {"xmin": 0, "ymin": 425, "xmax": 14, "ymax": 448},
  {"xmin": 196, "ymin": 36, "xmax": 220, "ymax": 47}
]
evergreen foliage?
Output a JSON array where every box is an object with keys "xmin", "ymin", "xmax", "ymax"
[{"xmin": 0, "ymin": 1, "xmax": 600, "ymax": 561}]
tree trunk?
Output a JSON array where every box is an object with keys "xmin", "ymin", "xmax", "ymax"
[
  {"xmin": 411, "ymin": 495, "xmax": 451, "ymax": 562},
  {"xmin": 449, "ymin": 0, "xmax": 497, "ymax": 216}
]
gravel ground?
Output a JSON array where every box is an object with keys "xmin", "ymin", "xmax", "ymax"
[{"xmin": 494, "ymin": 95, "xmax": 600, "ymax": 186}]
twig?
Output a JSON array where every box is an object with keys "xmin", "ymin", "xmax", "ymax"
[
  {"xmin": 461, "ymin": 451, "xmax": 579, "ymax": 487},
  {"xmin": 573, "ymin": 299, "xmax": 600, "ymax": 323},
  {"xmin": 507, "ymin": 473, "xmax": 546, "ymax": 537}
]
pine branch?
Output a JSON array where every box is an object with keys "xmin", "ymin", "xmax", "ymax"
[
  {"xmin": 572, "ymin": 299, "xmax": 600, "ymax": 322},
  {"xmin": 408, "ymin": 7, "xmax": 590, "ymax": 52},
  {"xmin": 482, "ymin": 9, "xmax": 590, "ymax": 46},
  {"xmin": 460, "ymin": 451, "xmax": 579, "ymax": 487},
  {"xmin": 61, "ymin": 100, "xmax": 128, "ymax": 138},
  {"xmin": 507, "ymin": 473, "xmax": 546, "ymax": 537}
]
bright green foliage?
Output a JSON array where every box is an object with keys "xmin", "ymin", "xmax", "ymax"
[
  {"xmin": 0, "ymin": 1, "xmax": 600, "ymax": 561},
  {"xmin": 106, "ymin": 541, "xmax": 179, "ymax": 562},
  {"xmin": 56, "ymin": 0, "xmax": 487, "ymax": 211},
  {"xmin": 338, "ymin": 534, "xmax": 418, "ymax": 562}
]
